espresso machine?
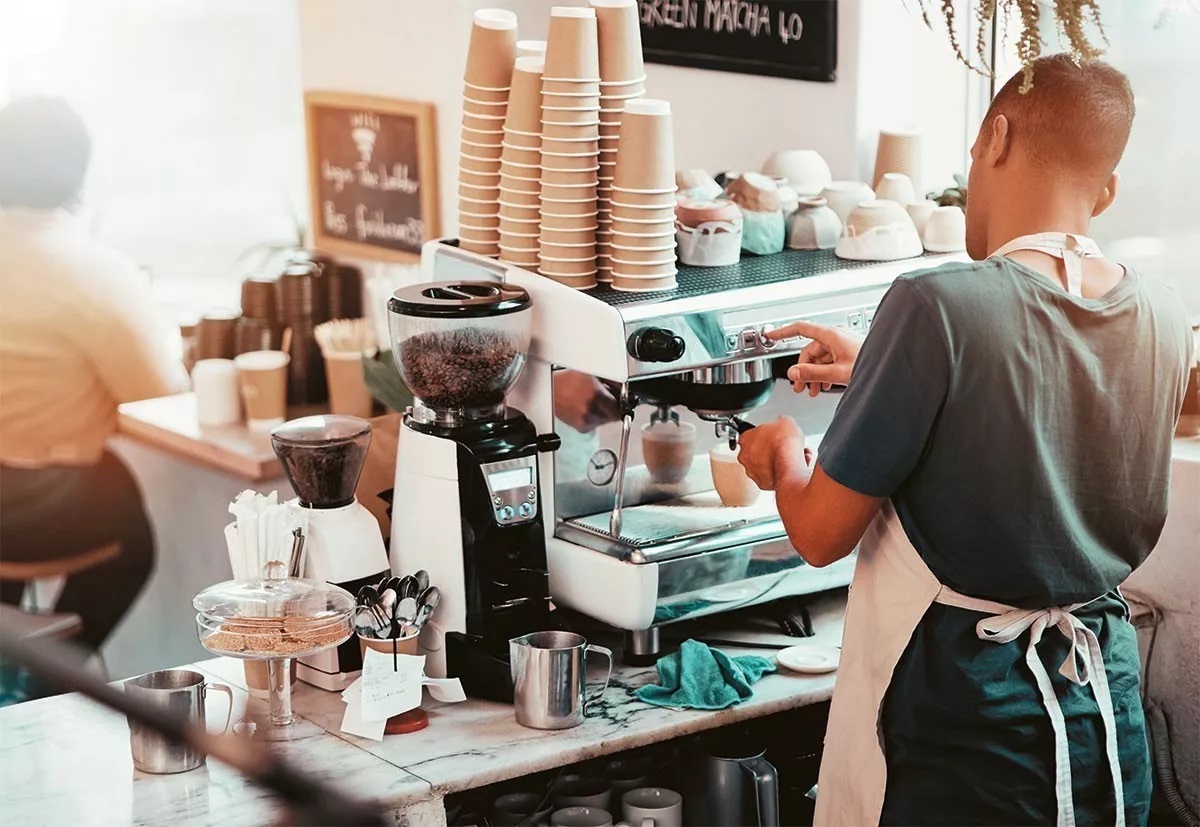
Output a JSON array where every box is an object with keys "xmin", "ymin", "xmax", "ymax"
[
  {"xmin": 421, "ymin": 241, "xmax": 966, "ymax": 661},
  {"xmin": 387, "ymin": 282, "xmax": 557, "ymax": 700},
  {"xmin": 271, "ymin": 415, "xmax": 390, "ymax": 690}
]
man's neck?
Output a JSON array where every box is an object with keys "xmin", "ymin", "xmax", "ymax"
[{"xmin": 985, "ymin": 183, "xmax": 1095, "ymax": 256}]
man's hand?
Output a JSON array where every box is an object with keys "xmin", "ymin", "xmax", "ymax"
[
  {"xmin": 768, "ymin": 321, "xmax": 865, "ymax": 397},
  {"xmin": 737, "ymin": 416, "xmax": 812, "ymax": 491},
  {"xmin": 553, "ymin": 371, "xmax": 621, "ymax": 433}
]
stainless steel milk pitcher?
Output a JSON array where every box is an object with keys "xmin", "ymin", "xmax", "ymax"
[{"xmin": 510, "ymin": 631, "xmax": 613, "ymax": 729}]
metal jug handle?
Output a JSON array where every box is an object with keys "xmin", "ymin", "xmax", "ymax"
[
  {"xmin": 582, "ymin": 644, "xmax": 614, "ymax": 715},
  {"xmin": 741, "ymin": 755, "xmax": 780, "ymax": 827},
  {"xmin": 203, "ymin": 681, "xmax": 235, "ymax": 733}
]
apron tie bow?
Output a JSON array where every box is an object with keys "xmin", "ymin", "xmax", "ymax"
[{"xmin": 945, "ymin": 596, "xmax": 1126, "ymax": 827}]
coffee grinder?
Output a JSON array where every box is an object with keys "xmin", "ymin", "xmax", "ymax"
[
  {"xmin": 387, "ymin": 281, "xmax": 557, "ymax": 702},
  {"xmin": 271, "ymin": 415, "xmax": 390, "ymax": 691}
]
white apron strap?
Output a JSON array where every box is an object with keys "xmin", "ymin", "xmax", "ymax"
[
  {"xmin": 990, "ymin": 232, "xmax": 1102, "ymax": 298},
  {"xmin": 935, "ymin": 588, "xmax": 1126, "ymax": 827}
]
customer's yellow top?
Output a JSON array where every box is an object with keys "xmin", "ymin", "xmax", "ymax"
[{"xmin": 0, "ymin": 208, "xmax": 186, "ymax": 467}]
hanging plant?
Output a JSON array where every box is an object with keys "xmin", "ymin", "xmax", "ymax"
[{"xmin": 911, "ymin": 0, "xmax": 1108, "ymax": 91}]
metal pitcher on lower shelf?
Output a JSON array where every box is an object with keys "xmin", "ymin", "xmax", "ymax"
[
  {"xmin": 510, "ymin": 631, "xmax": 613, "ymax": 730},
  {"xmin": 685, "ymin": 734, "xmax": 781, "ymax": 826}
]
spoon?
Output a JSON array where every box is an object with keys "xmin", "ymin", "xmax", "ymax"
[
  {"xmin": 394, "ymin": 596, "xmax": 419, "ymax": 638},
  {"xmin": 414, "ymin": 570, "xmax": 430, "ymax": 594},
  {"xmin": 354, "ymin": 606, "xmax": 380, "ymax": 639},
  {"xmin": 378, "ymin": 588, "xmax": 398, "ymax": 629},
  {"xmin": 397, "ymin": 575, "xmax": 418, "ymax": 602}
]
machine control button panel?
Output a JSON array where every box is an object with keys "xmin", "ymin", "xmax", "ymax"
[
  {"xmin": 759, "ymin": 324, "xmax": 777, "ymax": 349},
  {"xmin": 722, "ymin": 305, "xmax": 878, "ymax": 355},
  {"xmin": 481, "ymin": 456, "xmax": 539, "ymax": 525},
  {"xmin": 847, "ymin": 312, "xmax": 865, "ymax": 332}
]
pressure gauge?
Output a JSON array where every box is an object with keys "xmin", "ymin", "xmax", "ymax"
[{"xmin": 586, "ymin": 449, "xmax": 619, "ymax": 486}]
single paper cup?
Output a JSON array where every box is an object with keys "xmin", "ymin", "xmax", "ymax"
[
  {"xmin": 542, "ymin": 79, "xmax": 602, "ymax": 96},
  {"xmin": 609, "ymin": 215, "xmax": 675, "ymax": 236},
  {"xmin": 541, "ymin": 109, "xmax": 602, "ymax": 127},
  {"xmin": 541, "ymin": 167, "xmax": 600, "ymax": 186},
  {"xmin": 542, "ymin": 273, "xmax": 598, "ymax": 290},
  {"xmin": 541, "ymin": 157, "xmax": 600, "ymax": 175},
  {"xmin": 234, "ymin": 350, "xmax": 290, "ymax": 430},
  {"xmin": 324, "ymin": 352, "xmax": 374, "ymax": 419},
  {"xmin": 462, "ymin": 124, "xmax": 505, "ymax": 143},
  {"xmin": 459, "ymin": 183, "xmax": 501, "ymax": 201},
  {"xmin": 542, "ymin": 138, "xmax": 600, "ymax": 157},
  {"xmin": 464, "ymin": 8, "xmax": 519, "ymax": 89},
  {"xmin": 462, "ymin": 97, "xmax": 509, "ymax": 119},
  {"xmin": 611, "ymin": 237, "xmax": 677, "ymax": 253},
  {"xmin": 460, "ymin": 153, "xmax": 502, "ymax": 176},
  {"xmin": 541, "ymin": 123, "xmax": 602, "ymax": 144},
  {"xmin": 609, "ymin": 259, "xmax": 677, "ymax": 277},
  {"xmin": 610, "ymin": 246, "xmax": 676, "ymax": 265},
  {"xmin": 541, "ymin": 180, "xmax": 599, "ymax": 201},
  {"xmin": 614, "ymin": 100, "xmax": 675, "ymax": 191},
  {"xmin": 503, "ymin": 57, "xmax": 545, "ymax": 135},
  {"xmin": 543, "ymin": 93, "xmax": 603, "ymax": 111},
  {"xmin": 458, "ymin": 212, "xmax": 501, "ymax": 230},
  {"xmin": 612, "ymin": 185, "xmax": 677, "ymax": 203},
  {"xmin": 461, "ymin": 138, "xmax": 503, "ymax": 162},
  {"xmin": 517, "ymin": 39, "xmax": 547, "ymax": 58},
  {"xmin": 592, "ymin": 0, "xmax": 645, "ymax": 84},
  {"xmin": 541, "ymin": 198, "xmax": 600, "ymax": 217},
  {"xmin": 609, "ymin": 204, "xmax": 675, "ymax": 224},
  {"xmin": 541, "ymin": 225, "xmax": 599, "ymax": 245},
  {"xmin": 543, "ymin": 7, "xmax": 601, "ymax": 82},
  {"xmin": 463, "ymin": 83, "xmax": 510, "ymax": 104},
  {"xmin": 710, "ymin": 443, "xmax": 760, "ymax": 507},
  {"xmin": 500, "ymin": 188, "xmax": 542, "ymax": 208},
  {"xmin": 459, "ymin": 165, "xmax": 502, "ymax": 188},
  {"xmin": 612, "ymin": 274, "xmax": 677, "ymax": 292},
  {"xmin": 463, "ymin": 112, "xmax": 507, "ymax": 135},
  {"xmin": 500, "ymin": 251, "xmax": 541, "ymax": 268},
  {"xmin": 503, "ymin": 128, "xmax": 542, "ymax": 148},
  {"xmin": 500, "ymin": 144, "xmax": 542, "ymax": 167},
  {"xmin": 459, "ymin": 238, "xmax": 501, "ymax": 257}
]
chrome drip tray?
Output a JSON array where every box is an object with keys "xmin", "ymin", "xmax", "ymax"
[{"xmin": 557, "ymin": 490, "xmax": 787, "ymax": 564}]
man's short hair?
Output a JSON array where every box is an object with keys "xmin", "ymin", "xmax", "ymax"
[
  {"xmin": 0, "ymin": 97, "xmax": 91, "ymax": 209},
  {"xmin": 983, "ymin": 54, "xmax": 1135, "ymax": 185}
]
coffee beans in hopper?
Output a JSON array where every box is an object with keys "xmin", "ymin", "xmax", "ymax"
[{"xmin": 400, "ymin": 330, "xmax": 524, "ymax": 411}]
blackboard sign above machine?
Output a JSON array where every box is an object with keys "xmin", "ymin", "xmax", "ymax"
[{"xmin": 638, "ymin": 0, "xmax": 837, "ymax": 83}]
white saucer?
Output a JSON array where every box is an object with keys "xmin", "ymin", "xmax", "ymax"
[{"xmin": 776, "ymin": 643, "xmax": 841, "ymax": 674}]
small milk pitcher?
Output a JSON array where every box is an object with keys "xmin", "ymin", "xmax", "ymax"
[
  {"xmin": 510, "ymin": 631, "xmax": 613, "ymax": 729},
  {"xmin": 125, "ymin": 669, "xmax": 233, "ymax": 774}
]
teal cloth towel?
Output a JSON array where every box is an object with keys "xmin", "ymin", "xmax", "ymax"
[{"xmin": 635, "ymin": 639, "xmax": 776, "ymax": 710}]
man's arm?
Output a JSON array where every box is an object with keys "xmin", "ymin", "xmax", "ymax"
[{"xmin": 738, "ymin": 417, "xmax": 882, "ymax": 567}]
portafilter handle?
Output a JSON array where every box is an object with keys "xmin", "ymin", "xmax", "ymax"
[{"xmin": 715, "ymin": 415, "xmax": 756, "ymax": 450}]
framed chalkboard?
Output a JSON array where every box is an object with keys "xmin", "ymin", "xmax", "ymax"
[
  {"xmin": 638, "ymin": 0, "xmax": 837, "ymax": 82},
  {"xmin": 305, "ymin": 92, "xmax": 440, "ymax": 262}
]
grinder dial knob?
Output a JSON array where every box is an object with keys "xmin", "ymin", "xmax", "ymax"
[{"xmin": 628, "ymin": 328, "xmax": 685, "ymax": 363}]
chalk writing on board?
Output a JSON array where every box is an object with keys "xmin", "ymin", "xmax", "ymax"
[
  {"xmin": 637, "ymin": 0, "xmax": 836, "ymax": 83},
  {"xmin": 306, "ymin": 93, "xmax": 440, "ymax": 261}
]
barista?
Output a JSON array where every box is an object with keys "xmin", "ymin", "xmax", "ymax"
[{"xmin": 737, "ymin": 56, "xmax": 1194, "ymax": 826}]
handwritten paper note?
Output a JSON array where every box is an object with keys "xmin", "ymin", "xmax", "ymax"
[
  {"xmin": 340, "ymin": 683, "xmax": 387, "ymax": 741},
  {"xmin": 360, "ymin": 649, "xmax": 425, "ymax": 721}
]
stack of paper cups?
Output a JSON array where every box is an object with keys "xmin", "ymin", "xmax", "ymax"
[
  {"xmin": 872, "ymin": 128, "xmax": 922, "ymax": 193},
  {"xmin": 592, "ymin": 0, "xmax": 647, "ymax": 282},
  {"xmin": 460, "ymin": 9, "xmax": 519, "ymax": 257},
  {"xmin": 499, "ymin": 56, "xmax": 546, "ymax": 269},
  {"xmin": 539, "ymin": 6, "xmax": 602, "ymax": 290},
  {"xmin": 609, "ymin": 99, "xmax": 678, "ymax": 292}
]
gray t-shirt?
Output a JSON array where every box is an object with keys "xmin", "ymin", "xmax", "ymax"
[{"xmin": 819, "ymin": 258, "xmax": 1193, "ymax": 607}]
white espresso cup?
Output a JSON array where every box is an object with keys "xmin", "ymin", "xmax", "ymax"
[
  {"xmin": 710, "ymin": 443, "xmax": 760, "ymax": 507},
  {"xmin": 622, "ymin": 787, "xmax": 683, "ymax": 827},
  {"xmin": 191, "ymin": 359, "xmax": 240, "ymax": 427}
]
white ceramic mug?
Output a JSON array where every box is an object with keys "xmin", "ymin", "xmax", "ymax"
[
  {"xmin": 192, "ymin": 359, "xmax": 240, "ymax": 427},
  {"xmin": 551, "ymin": 806, "xmax": 613, "ymax": 827},
  {"xmin": 641, "ymin": 421, "xmax": 695, "ymax": 485},
  {"xmin": 875, "ymin": 172, "xmax": 917, "ymax": 206},
  {"xmin": 905, "ymin": 199, "xmax": 938, "ymax": 239},
  {"xmin": 923, "ymin": 205, "xmax": 967, "ymax": 252},
  {"xmin": 710, "ymin": 443, "xmax": 760, "ymax": 507},
  {"xmin": 622, "ymin": 787, "xmax": 683, "ymax": 827}
]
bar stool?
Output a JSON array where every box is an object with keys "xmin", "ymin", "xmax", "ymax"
[{"xmin": 0, "ymin": 542, "xmax": 120, "ymax": 612}]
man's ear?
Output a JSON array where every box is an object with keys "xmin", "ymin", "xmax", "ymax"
[
  {"xmin": 987, "ymin": 114, "xmax": 1012, "ymax": 166},
  {"xmin": 1092, "ymin": 171, "xmax": 1119, "ymax": 217}
]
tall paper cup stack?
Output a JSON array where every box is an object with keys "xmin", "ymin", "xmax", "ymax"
[
  {"xmin": 872, "ymin": 128, "xmax": 922, "ymax": 192},
  {"xmin": 460, "ymin": 9, "xmax": 519, "ymax": 258},
  {"xmin": 539, "ymin": 6, "xmax": 602, "ymax": 290},
  {"xmin": 592, "ymin": 0, "xmax": 647, "ymax": 281},
  {"xmin": 609, "ymin": 99, "xmax": 678, "ymax": 293},
  {"xmin": 499, "ymin": 56, "xmax": 546, "ymax": 269}
]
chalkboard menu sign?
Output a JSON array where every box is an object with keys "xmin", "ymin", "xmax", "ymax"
[
  {"xmin": 305, "ymin": 92, "xmax": 440, "ymax": 262},
  {"xmin": 638, "ymin": 0, "xmax": 837, "ymax": 82}
]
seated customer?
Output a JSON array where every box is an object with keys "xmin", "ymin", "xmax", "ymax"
[{"xmin": 0, "ymin": 97, "xmax": 186, "ymax": 657}]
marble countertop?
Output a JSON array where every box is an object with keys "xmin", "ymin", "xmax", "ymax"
[{"xmin": 0, "ymin": 595, "xmax": 845, "ymax": 825}]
